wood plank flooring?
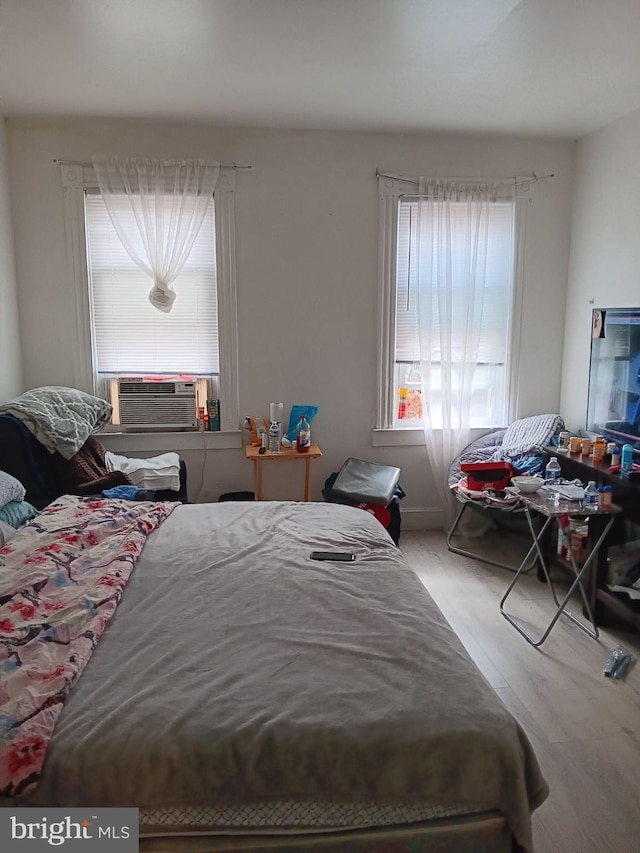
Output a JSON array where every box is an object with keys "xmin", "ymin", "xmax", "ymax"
[{"xmin": 401, "ymin": 529, "xmax": 640, "ymax": 853}]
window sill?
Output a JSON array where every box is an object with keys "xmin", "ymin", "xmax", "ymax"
[
  {"xmin": 372, "ymin": 426, "xmax": 500, "ymax": 447},
  {"xmin": 97, "ymin": 430, "xmax": 243, "ymax": 453},
  {"xmin": 372, "ymin": 428, "xmax": 425, "ymax": 447}
]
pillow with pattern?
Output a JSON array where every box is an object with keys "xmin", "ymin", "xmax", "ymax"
[{"xmin": 0, "ymin": 471, "xmax": 26, "ymax": 509}]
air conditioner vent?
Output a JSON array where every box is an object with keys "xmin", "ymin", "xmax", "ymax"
[{"xmin": 116, "ymin": 379, "xmax": 197, "ymax": 428}]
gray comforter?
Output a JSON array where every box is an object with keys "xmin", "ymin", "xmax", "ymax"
[{"xmin": 13, "ymin": 501, "xmax": 548, "ymax": 851}]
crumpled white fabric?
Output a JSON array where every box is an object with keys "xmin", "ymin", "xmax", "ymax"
[
  {"xmin": 148, "ymin": 282, "xmax": 177, "ymax": 313},
  {"xmin": 105, "ymin": 451, "xmax": 181, "ymax": 491}
]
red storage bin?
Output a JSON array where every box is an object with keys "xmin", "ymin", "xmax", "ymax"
[{"xmin": 460, "ymin": 461, "xmax": 513, "ymax": 491}]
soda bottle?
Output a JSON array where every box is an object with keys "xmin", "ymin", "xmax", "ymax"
[{"xmin": 296, "ymin": 415, "xmax": 311, "ymax": 453}]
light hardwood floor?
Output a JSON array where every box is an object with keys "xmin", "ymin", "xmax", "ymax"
[{"xmin": 401, "ymin": 528, "xmax": 640, "ymax": 853}]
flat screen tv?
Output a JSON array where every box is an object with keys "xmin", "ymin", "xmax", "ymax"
[{"xmin": 587, "ymin": 307, "xmax": 640, "ymax": 450}]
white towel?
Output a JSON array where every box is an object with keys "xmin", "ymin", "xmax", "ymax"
[{"xmin": 105, "ymin": 451, "xmax": 181, "ymax": 492}]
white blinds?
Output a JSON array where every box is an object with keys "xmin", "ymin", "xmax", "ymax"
[
  {"xmin": 85, "ymin": 191, "xmax": 219, "ymax": 375},
  {"xmin": 395, "ymin": 197, "xmax": 515, "ymax": 364}
]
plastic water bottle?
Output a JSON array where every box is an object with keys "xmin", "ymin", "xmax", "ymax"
[
  {"xmin": 296, "ymin": 415, "xmax": 311, "ymax": 453},
  {"xmin": 544, "ymin": 456, "xmax": 561, "ymax": 483},
  {"xmin": 584, "ymin": 480, "xmax": 599, "ymax": 507},
  {"xmin": 268, "ymin": 420, "xmax": 281, "ymax": 453}
]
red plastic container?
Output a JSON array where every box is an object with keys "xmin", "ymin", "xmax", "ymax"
[{"xmin": 460, "ymin": 461, "xmax": 513, "ymax": 491}]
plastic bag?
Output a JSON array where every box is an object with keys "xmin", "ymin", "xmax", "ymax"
[
  {"xmin": 603, "ymin": 646, "xmax": 636, "ymax": 680},
  {"xmin": 286, "ymin": 405, "xmax": 318, "ymax": 442},
  {"xmin": 606, "ymin": 539, "xmax": 640, "ymax": 586},
  {"xmin": 244, "ymin": 416, "xmax": 269, "ymax": 447}
]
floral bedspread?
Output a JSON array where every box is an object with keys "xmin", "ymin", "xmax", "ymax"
[{"xmin": 0, "ymin": 495, "xmax": 177, "ymax": 796}]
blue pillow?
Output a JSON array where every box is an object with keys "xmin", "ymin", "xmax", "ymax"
[{"xmin": 0, "ymin": 500, "xmax": 38, "ymax": 528}]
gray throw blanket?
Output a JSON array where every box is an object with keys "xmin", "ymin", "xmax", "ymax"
[{"xmin": 0, "ymin": 386, "xmax": 112, "ymax": 459}]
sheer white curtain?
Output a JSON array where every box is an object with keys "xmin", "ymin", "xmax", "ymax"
[
  {"xmin": 413, "ymin": 179, "xmax": 516, "ymax": 508},
  {"xmin": 92, "ymin": 156, "xmax": 220, "ymax": 313}
]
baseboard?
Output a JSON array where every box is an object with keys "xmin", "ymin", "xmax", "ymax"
[{"xmin": 400, "ymin": 507, "xmax": 446, "ymax": 531}]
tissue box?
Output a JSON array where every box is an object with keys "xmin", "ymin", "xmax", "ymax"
[{"xmin": 460, "ymin": 461, "xmax": 513, "ymax": 491}]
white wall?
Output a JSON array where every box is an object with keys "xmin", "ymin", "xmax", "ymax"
[
  {"xmin": 7, "ymin": 118, "xmax": 575, "ymax": 525},
  {"xmin": 0, "ymin": 117, "xmax": 23, "ymax": 399},
  {"xmin": 561, "ymin": 106, "xmax": 640, "ymax": 433}
]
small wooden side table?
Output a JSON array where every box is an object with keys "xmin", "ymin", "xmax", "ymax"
[{"xmin": 245, "ymin": 443, "xmax": 323, "ymax": 501}]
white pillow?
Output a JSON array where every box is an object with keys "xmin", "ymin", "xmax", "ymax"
[
  {"xmin": 0, "ymin": 471, "xmax": 26, "ymax": 509},
  {"xmin": 0, "ymin": 519, "xmax": 17, "ymax": 547}
]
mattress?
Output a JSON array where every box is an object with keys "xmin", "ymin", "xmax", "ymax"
[
  {"xmin": 0, "ymin": 499, "xmax": 548, "ymax": 852},
  {"xmin": 139, "ymin": 799, "xmax": 482, "ymax": 835}
]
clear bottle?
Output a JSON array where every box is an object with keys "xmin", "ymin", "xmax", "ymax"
[
  {"xmin": 556, "ymin": 513, "xmax": 570, "ymax": 557},
  {"xmin": 296, "ymin": 414, "xmax": 311, "ymax": 453},
  {"xmin": 544, "ymin": 456, "xmax": 561, "ymax": 483},
  {"xmin": 584, "ymin": 480, "xmax": 599, "ymax": 507},
  {"xmin": 268, "ymin": 420, "xmax": 281, "ymax": 453}
]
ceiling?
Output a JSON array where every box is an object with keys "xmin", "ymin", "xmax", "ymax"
[{"xmin": 1, "ymin": 0, "xmax": 639, "ymax": 139}]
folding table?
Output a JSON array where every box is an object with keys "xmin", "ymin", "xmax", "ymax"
[{"xmin": 499, "ymin": 490, "xmax": 622, "ymax": 647}]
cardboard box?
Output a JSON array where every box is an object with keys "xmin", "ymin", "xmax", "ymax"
[{"xmin": 207, "ymin": 399, "xmax": 221, "ymax": 431}]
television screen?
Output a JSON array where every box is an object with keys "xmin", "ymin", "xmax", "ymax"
[{"xmin": 586, "ymin": 308, "xmax": 640, "ymax": 449}]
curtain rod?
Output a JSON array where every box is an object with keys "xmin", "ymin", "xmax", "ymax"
[
  {"xmin": 376, "ymin": 169, "xmax": 554, "ymax": 189},
  {"xmin": 53, "ymin": 159, "xmax": 252, "ymax": 170}
]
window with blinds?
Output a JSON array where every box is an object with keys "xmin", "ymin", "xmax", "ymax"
[
  {"xmin": 394, "ymin": 197, "xmax": 515, "ymax": 427},
  {"xmin": 84, "ymin": 190, "xmax": 219, "ymax": 376}
]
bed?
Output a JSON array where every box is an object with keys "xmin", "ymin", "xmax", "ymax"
[{"xmin": 0, "ymin": 495, "xmax": 548, "ymax": 853}]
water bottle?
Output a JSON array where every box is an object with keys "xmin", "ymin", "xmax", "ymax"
[
  {"xmin": 584, "ymin": 480, "xmax": 599, "ymax": 507},
  {"xmin": 268, "ymin": 420, "xmax": 281, "ymax": 453},
  {"xmin": 296, "ymin": 415, "xmax": 311, "ymax": 453},
  {"xmin": 544, "ymin": 456, "xmax": 561, "ymax": 483},
  {"xmin": 621, "ymin": 444, "xmax": 634, "ymax": 474}
]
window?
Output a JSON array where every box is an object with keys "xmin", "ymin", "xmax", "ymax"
[
  {"xmin": 376, "ymin": 174, "xmax": 524, "ymax": 437},
  {"xmin": 85, "ymin": 191, "xmax": 219, "ymax": 376},
  {"xmin": 61, "ymin": 163, "xmax": 239, "ymax": 433}
]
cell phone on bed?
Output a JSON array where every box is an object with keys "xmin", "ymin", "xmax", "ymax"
[{"xmin": 310, "ymin": 551, "xmax": 356, "ymax": 561}]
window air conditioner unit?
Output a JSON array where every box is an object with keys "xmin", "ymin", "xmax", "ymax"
[{"xmin": 116, "ymin": 379, "xmax": 198, "ymax": 429}]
